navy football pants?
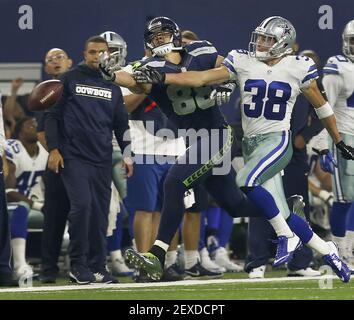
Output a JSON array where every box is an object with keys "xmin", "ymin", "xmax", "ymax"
[
  {"xmin": 61, "ymin": 159, "xmax": 111, "ymax": 270},
  {"xmin": 41, "ymin": 169, "xmax": 70, "ymax": 274},
  {"xmin": 156, "ymin": 126, "xmax": 263, "ymax": 246}
]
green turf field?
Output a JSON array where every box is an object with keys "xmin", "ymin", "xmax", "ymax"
[{"xmin": 0, "ymin": 269, "xmax": 353, "ymax": 300}]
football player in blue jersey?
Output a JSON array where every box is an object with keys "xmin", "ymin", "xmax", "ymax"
[
  {"xmin": 126, "ymin": 16, "xmax": 354, "ymax": 282},
  {"xmin": 100, "ymin": 16, "xmax": 305, "ymax": 281}
]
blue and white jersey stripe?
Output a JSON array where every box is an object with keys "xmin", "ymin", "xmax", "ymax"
[
  {"xmin": 302, "ymin": 66, "xmax": 319, "ymax": 83},
  {"xmin": 323, "ymin": 63, "xmax": 339, "ymax": 75}
]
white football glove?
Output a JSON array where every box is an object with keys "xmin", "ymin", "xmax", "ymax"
[
  {"xmin": 98, "ymin": 52, "xmax": 122, "ymax": 81},
  {"xmin": 210, "ymin": 82, "xmax": 237, "ymax": 106}
]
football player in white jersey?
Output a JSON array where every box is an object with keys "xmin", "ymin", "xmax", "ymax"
[
  {"xmin": 5, "ymin": 117, "xmax": 48, "ymax": 280},
  {"xmin": 313, "ymin": 20, "xmax": 354, "ymax": 268},
  {"xmin": 132, "ymin": 16, "xmax": 354, "ymax": 282}
]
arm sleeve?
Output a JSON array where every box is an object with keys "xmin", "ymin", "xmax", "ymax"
[
  {"xmin": 113, "ymin": 91, "xmax": 130, "ymax": 153},
  {"xmin": 322, "ymin": 74, "xmax": 343, "ymax": 107},
  {"xmin": 0, "ymin": 95, "xmax": 6, "ymax": 156},
  {"xmin": 221, "ymin": 50, "xmax": 237, "ymax": 80},
  {"xmin": 44, "ymin": 74, "xmax": 68, "ymax": 151}
]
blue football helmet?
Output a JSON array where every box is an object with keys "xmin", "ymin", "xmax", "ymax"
[{"xmin": 144, "ymin": 16, "xmax": 182, "ymax": 56}]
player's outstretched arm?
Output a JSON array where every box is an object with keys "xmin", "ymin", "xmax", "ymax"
[
  {"xmin": 165, "ymin": 65, "xmax": 230, "ymax": 87},
  {"xmin": 302, "ymin": 80, "xmax": 354, "ymax": 160},
  {"xmin": 133, "ymin": 65, "xmax": 231, "ymax": 88}
]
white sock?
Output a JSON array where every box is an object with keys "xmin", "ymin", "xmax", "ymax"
[
  {"xmin": 332, "ymin": 235, "xmax": 346, "ymax": 256},
  {"xmin": 268, "ymin": 214, "xmax": 293, "ymax": 237},
  {"xmin": 11, "ymin": 238, "xmax": 27, "ymax": 269},
  {"xmin": 131, "ymin": 238, "xmax": 137, "ymax": 251},
  {"xmin": 165, "ymin": 250, "xmax": 177, "ymax": 269},
  {"xmin": 307, "ymin": 233, "xmax": 330, "ymax": 255},
  {"xmin": 184, "ymin": 250, "xmax": 199, "ymax": 270},
  {"xmin": 110, "ymin": 249, "xmax": 123, "ymax": 261},
  {"xmin": 345, "ymin": 231, "xmax": 354, "ymax": 255}
]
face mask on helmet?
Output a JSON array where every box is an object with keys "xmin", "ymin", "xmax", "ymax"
[
  {"xmin": 100, "ymin": 31, "xmax": 127, "ymax": 67},
  {"xmin": 343, "ymin": 36, "xmax": 354, "ymax": 61},
  {"xmin": 107, "ymin": 45, "xmax": 127, "ymax": 66},
  {"xmin": 249, "ymin": 32, "xmax": 278, "ymax": 60},
  {"xmin": 144, "ymin": 17, "xmax": 182, "ymax": 57}
]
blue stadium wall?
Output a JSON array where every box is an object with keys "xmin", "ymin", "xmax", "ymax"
[
  {"xmin": 1, "ymin": 0, "xmax": 353, "ymax": 64},
  {"xmin": 0, "ymin": 0, "xmax": 353, "ymax": 122}
]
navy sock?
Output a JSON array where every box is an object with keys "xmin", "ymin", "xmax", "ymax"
[
  {"xmin": 198, "ymin": 210, "xmax": 207, "ymax": 251},
  {"xmin": 150, "ymin": 245, "xmax": 168, "ymax": 267},
  {"xmin": 330, "ymin": 202, "xmax": 351, "ymax": 237},
  {"xmin": 218, "ymin": 209, "xmax": 233, "ymax": 248},
  {"xmin": 346, "ymin": 202, "xmax": 354, "ymax": 232},
  {"xmin": 246, "ymin": 186, "xmax": 280, "ymax": 219},
  {"xmin": 287, "ymin": 212, "xmax": 313, "ymax": 243},
  {"xmin": 10, "ymin": 204, "xmax": 29, "ymax": 239},
  {"xmin": 206, "ymin": 207, "xmax": 221, "ymax": 230},
  {"xmin": 154, "ymin": 174, "xmax": 187, "ymax": 266}
]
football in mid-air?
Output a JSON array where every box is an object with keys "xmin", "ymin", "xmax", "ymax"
[{"xmin": 28, "ymin": 79, "xmax": 64, "ymax": 111}]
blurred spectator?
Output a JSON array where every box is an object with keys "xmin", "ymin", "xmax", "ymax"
[
  {"xmin": 0, "ymin": 93, "xmax": 18, "ymax": 286},
  {"xmin": 38, "ymin": 48, "xmax": 72, "ymax": 284}
]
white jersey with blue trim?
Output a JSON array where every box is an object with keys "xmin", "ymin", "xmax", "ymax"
[
  {"xmin": 322, "ymin": 55, "xmax": 354, "ymax": 136},
  {"xmin": 222, "ymin": 50, "xmax": 319, "ymax": 137},
  {"xmin": 5, "ymin": 139, "xmax": 48, "ymax": 197}
]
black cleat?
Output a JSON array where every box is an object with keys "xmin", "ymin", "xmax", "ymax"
[{"xmin": 185, "ymin": 261, "xmax": 223, "ymax": 279}]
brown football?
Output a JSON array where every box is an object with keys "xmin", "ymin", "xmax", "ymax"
[{"xmin": 28, "ymin": 79, "xmax": 64, "ymax": 111}]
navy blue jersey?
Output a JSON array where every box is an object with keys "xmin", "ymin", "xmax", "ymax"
[
  {"xmin": 139, "ymin": 41, "xmax": 226, "ymax": 131},
  {"xmin": 45, "ymin": 63, "xmax": 129, "ymax": 167}
]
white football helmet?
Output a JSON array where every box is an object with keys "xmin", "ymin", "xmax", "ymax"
[
  {"xmin": 100, "ymin": 31, "xmax": 127, "ymax": 66},
  {"xmin": 342, "ymin": 20, "xmax": 354, "ymax": 62},
  {"xmin": 249, "ymin": 16, "xmax": 296, "ymax": 61}
]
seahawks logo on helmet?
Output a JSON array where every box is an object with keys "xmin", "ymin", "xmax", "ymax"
[{"xmin": 144, "ymin": 16, "xmax": 183, "ymax": 57}]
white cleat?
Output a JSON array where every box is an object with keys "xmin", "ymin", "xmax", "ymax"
[
  {"xmin": 248, "ymin": 265, "xmax": 266, "ymax": 279},
  {"xmin": 200, "ymin": 248, "xmax": 226, "ymax": 273},
  {"xmin": 212, "ymin": 247, "xmax": 243, "ymax": 272},
  {"xmin": 287, "ymin": 267, "xmax": 322, "ymax": 277},
  {"xmin": 14, "ymin": 263, "xmax": 34, "ymax": 280},
  {"xmin": 110, "ymin": 258, "xmax": 134, "ymax": 277}
]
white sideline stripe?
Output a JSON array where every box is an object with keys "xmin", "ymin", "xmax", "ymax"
[{"xmin": 0, "ymin": 275, "xmax": 337, "ymax": 294}]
